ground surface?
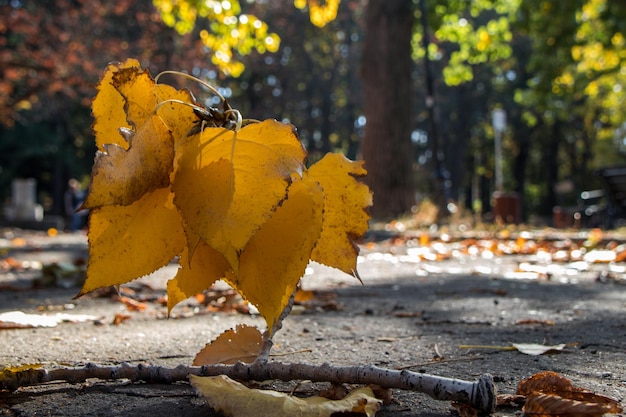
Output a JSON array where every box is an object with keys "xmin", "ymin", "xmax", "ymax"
[{"xmin": 0, "ymin": 228, "xmax": 625, "ymax": 416}]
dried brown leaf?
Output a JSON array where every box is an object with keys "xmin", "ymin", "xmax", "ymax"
[
  {"xmin": 193, "ymin": 324, "xmax": 262, "ymax": 365},
  {"xmin": 523, "ymin": 393, "xmax": 622, "ymax": 417},
  {"xmin": 517, "ymin": 371, "xmax": 574, "ymax": 396}
]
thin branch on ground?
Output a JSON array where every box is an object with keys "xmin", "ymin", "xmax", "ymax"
[{"xmin": 0, "ymin": 362, "xmax": 497, "ymax": 413}]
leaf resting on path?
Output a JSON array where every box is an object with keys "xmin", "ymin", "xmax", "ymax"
[
  {"xmin": 190, "ymin": 374, "xmax": 381, "ymax": 417},
  {"xmin": 517, "ymin": 371, "xmax": 622, "ymax": 417},
  {"xmin": 193, "ymin": 324, "xmax": 262, "ymax": 365}
]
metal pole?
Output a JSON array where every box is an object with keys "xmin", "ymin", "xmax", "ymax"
[{"xmin": 492, "ymin": 109, "xmax": 506, "ymax": 192}]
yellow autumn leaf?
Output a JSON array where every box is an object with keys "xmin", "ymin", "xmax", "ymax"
[
  {"xmin": 228, "ymin": 177, "xmax": 324, "ymax": 331},
  {"xmin": 172, "ymin": 120, "xmax": 306, "ymax": 270},
  {"xmin": 80, "ymin": 187, "xmax": 186, "ymax": 294},
  {"xmin": 193, "ymin": 324, "xmax": 262, "ymax": 365},
  {"xmin": 83, "ymin": 114, "xmax": 174, "ymax": 208},
  {"xmin": 153, "ymin": 83, "xmax": 198, "ymax": 142},
  {"xmin": 92, "ymin": 59, "xmax": 140, "ymax": 151},
  {"xmin": 307, "ymin": 153, "xmax": 372, "ymax": 276},
  {"xmin": 190, "ymin": 374, "xmax": 381, "ymax": 417},
  {"xmin": 167, "ymin": 239, "xmax": 232, "ymax": 313},
  {"xmin": 112, "ymin": 66, "xmax": 158, "ymax": 129}
]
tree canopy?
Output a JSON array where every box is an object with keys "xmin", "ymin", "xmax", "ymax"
[{"xmin": 2, "ymin": 0, "xmax": 626, "ymax": 221}]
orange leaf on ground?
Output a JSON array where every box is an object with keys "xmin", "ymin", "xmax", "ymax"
[
  {"xmin": 193, "ymin": 324, "xmax": 262, "ymax": 365},
  {"xmin": 518, "ymin": 371, "xmax": 622, "ymax": 417},
  {"xmin": 523, "ymin": 393, "xmax": 622, "ymax": 417}
]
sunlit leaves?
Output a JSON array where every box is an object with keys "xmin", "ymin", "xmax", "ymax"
[
  {"xmin": 81, "ymin": 187, "xmax": 186, "ymax": 294},
  {"xmin": 307, "ymin": 153, "xmax": 372, "ymax": 276},
  {"xmin": 92, "ymin": 59, "xmax": 141, "ymax": 151},
  {"xmin": 81, "ymin": 59, "xmax": 372, "ymax": 333},
  {"xmin": 83, "ymin": 115, "xmax": 174, "ymax": 208},
  {"xmin": 172, "ymin": 121, "xmax": 306, "ymax": 271},
  {"xmin": 153, "ymin": 0, "xmax": 281, "ymax": 77},
  {"xmin": 412, "ymin": 0, "xmax": 517, "ymax": 86},
  {"xmin": 230, "ymin": 176, "xmax": 324, "ymax": 330},
  {"xmin": 294, "ymin": 0, "xmax": 341, "ymax": 28}
]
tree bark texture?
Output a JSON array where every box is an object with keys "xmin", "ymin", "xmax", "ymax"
[{"xmin": 360, "ymin": 0, "xmax": 415, "ymax": 218}]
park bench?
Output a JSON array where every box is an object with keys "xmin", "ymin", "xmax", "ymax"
[{"xmin": 579, "ymin": 166, "xmax": 626, "ymax": 228}]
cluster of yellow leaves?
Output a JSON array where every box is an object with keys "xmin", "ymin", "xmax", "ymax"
[{"xmin": 80, "ymin": 59, "xmax": 372, "ymax": 332}]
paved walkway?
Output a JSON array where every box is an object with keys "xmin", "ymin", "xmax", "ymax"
[{"xmin": 1, "ymin": 229, "xmax": 625, "ymax": 416}]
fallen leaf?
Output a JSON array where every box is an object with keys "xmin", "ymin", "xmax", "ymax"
[
  {"xmin": 112, "ymin": 313, "xmax": 131, "ymax": 325},
  {"xmin": 523, "ymin": 392, "xmax": 622, "ymax": 417},
  {"xmin": 294, "ymin": 288, "xmax": 315, "ymax": 304},
  {"xmin": 517, "ymin": 371, "xmax": 623, "ymax": 416},
  {"xmin": 516, "ymin": 319, "xmax": 555, "ymax": 326},
  {"xmin": 116, "ymin": 296, "xmax": 147, "ymax": 312},
  {"xmin": 193, "ymin": 324, "xmax": 262, "ymax": 365},
  {"xmin": 511, "ymin": 343, "xmax": 566, "ymax": 356},
  {"xmin": 190, "ymin": 374, "xmax": 381, "ymax": 417},
  {"xmin": 517, "ymin": 371, "xmax": 575, "ymax": 396}
]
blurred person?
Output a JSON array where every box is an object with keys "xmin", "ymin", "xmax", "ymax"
[{"xmin": 64, "ymin": 179, "xmax": 87, "ymax": 232}]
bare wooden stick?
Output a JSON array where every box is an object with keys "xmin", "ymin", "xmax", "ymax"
[{"xmin": 0, "ymin": 362, "xmax": 497, "ymax": 413}]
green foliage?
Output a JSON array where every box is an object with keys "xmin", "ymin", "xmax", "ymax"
[{"xmin": 412, "ymin": 0, "xmax": 518, "ymax": 86}]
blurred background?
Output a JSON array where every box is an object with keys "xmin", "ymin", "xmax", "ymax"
[{"xmin": 2, "ymin": 0, "xmax": 626, "ymax": 228}]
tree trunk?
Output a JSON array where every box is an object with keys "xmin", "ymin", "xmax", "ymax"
[{"xmin": 360, "ymin": 0, "xmax": 415, "ymax": 219}]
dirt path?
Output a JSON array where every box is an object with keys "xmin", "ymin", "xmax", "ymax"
[{"xmin": 1, "ymin": 230, "xmax": 625, "ymax": 416}]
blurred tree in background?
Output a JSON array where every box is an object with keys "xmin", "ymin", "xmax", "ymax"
[
  {"xmin": 2, "ymin": 0, "xmax": 626, "ymax": 222},
  {"xmin": 0, "ymin": 0, "xmax": 207, "ymax": 214}
]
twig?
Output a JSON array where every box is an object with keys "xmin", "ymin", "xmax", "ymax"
[
  {"xmin": 459, "ymin": 345, "xmax": 517, "ymax": 351},
  {"xmin": 257, "ymin": 289, "xmax": 297, "ymax": 363},
  {"xmin": 0, "ymin": 362, "xmax": 497, "ymax": 413},
  {"xmin": 398, "ymin": 355, "xmax": 484, "ymax": 370}
]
